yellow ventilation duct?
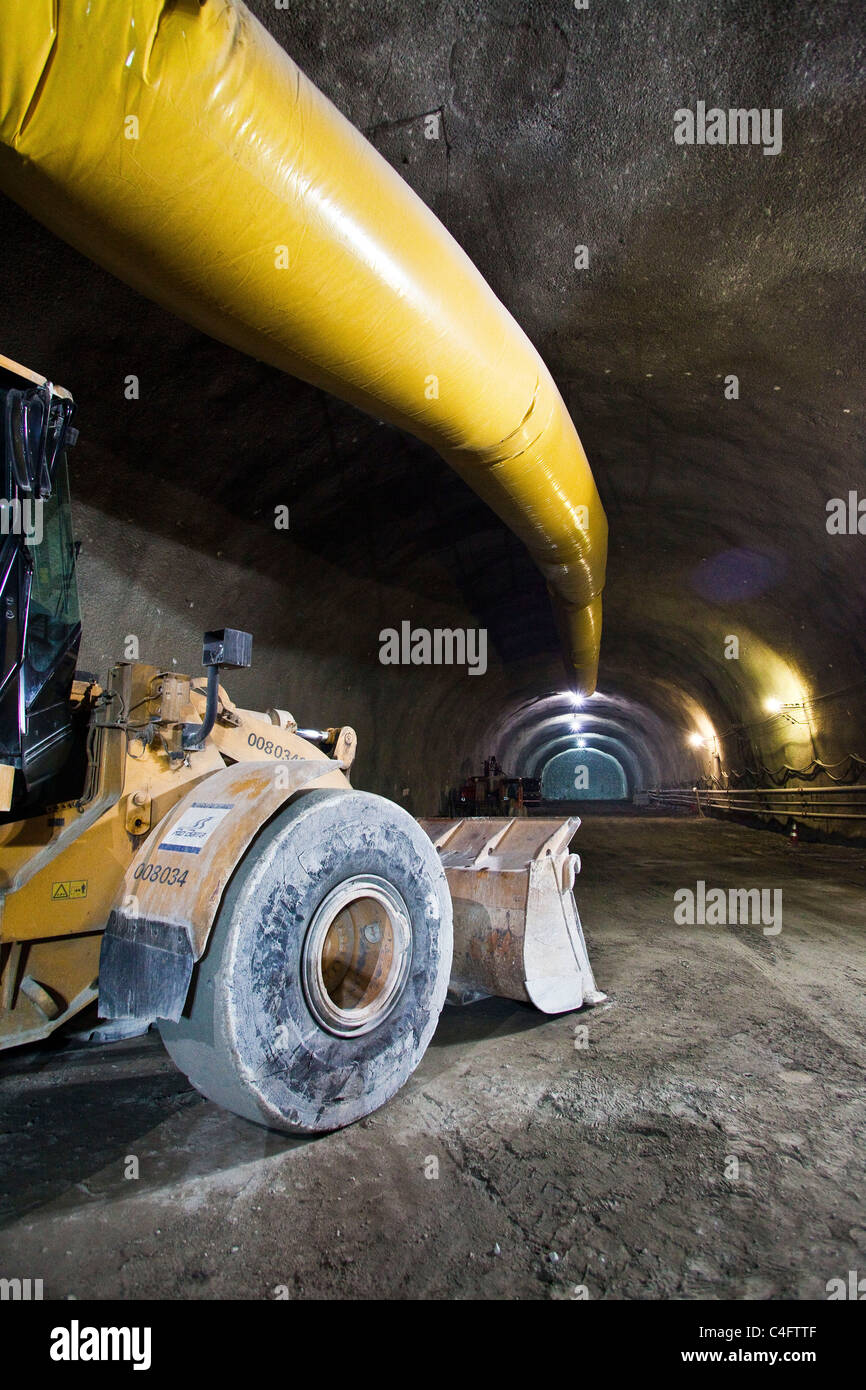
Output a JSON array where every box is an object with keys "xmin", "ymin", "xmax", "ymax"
[{"xmin": 0, "ymin": 0, "xmax": 607, "ymax": 690}]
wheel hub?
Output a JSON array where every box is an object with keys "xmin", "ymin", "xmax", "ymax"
[{"xmin": 302, "ymin": 875, "xmax": 412, "ymax": 1036}]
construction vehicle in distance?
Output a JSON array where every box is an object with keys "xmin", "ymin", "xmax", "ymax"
[
  {"xmin": 0, "ymin": 355, "xmax": 603, "ymax": 1133},
  {"xmin": 449, "ymin": 759, "xmax": 543, "ymax": 817}
]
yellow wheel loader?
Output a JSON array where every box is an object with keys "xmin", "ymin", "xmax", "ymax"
[{"xmin": 0, "ymin": 354, "xmax": 603, "ymax": 1133}]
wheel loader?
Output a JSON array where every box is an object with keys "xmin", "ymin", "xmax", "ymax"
[{"xmin": 0, "ymin": 354, "xmax": 603, "ymax": 1133}]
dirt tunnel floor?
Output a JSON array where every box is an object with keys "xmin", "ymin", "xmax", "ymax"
[{"xmin": 1, "ymin": 811, "xmax": 864, "ymax": 1300}]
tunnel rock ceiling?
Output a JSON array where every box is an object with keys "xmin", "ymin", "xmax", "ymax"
[{"xmin": 0, "ymin": 0, "xmax": 863, "ymax": 812}]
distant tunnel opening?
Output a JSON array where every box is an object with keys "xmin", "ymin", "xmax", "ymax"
[{"xmin": 540, "ymin": 747, "xmax": 629, "ymax": 801}]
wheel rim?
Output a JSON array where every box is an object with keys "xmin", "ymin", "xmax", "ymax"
[{"xmin": 301, "ymin": 875, "xmax": 413, "ymax": 1037}]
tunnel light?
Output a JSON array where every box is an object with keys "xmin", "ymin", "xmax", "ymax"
[
  {"xmin": 765, "ymin": 694, "xmax": 805, "ymax": 714},
  {"xmin": 688, "ymin": 731, "xmax": 720, "ymax": 756},
  {"xmin": 576, "ymin": 736, "xmax": 587, "ymax": 749},
  {"xmin": 764, "ymin": 693, "xmax": 811, "ymax": 727}
]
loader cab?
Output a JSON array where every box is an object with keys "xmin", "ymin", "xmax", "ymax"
[{"xmin": 0, "ymin": 355, "xmax": 81, "ymax": 810}]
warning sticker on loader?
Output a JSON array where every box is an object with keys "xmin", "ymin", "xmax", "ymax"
[
  {"xmin": 52, "ymin": 879, "xmax": 87, "ymax": 900},
  {"xmin": 158, "ymin": 802, "xmax": 233, "ymax": 855}
]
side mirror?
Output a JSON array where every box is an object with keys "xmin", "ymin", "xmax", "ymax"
[
  {"xmin": 4, "ymin": 386, "xmax": 75, "ymax": 498},
  {"xmin": 202, "ymin": 628, "xmax": 253, "ymax": 670}
]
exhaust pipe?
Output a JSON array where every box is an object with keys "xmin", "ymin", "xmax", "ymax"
[{"xmin": 0, "ymin": 0, "xmax": 607, "ymax": 689}]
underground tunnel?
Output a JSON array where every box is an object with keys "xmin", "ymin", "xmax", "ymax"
[{"xmin": 0, "ymin": 0, "xmax": 864, "ymax": 1324}]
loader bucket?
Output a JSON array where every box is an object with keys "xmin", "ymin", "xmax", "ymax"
[{"xmin": 418, "ymin": 817, "xmax": 606, "ymax": 1015}]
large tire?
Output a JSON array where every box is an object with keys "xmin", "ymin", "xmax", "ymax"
[{"xmin": 158, "ymin": 788, "xmax": 452, "ymax": 1133}]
